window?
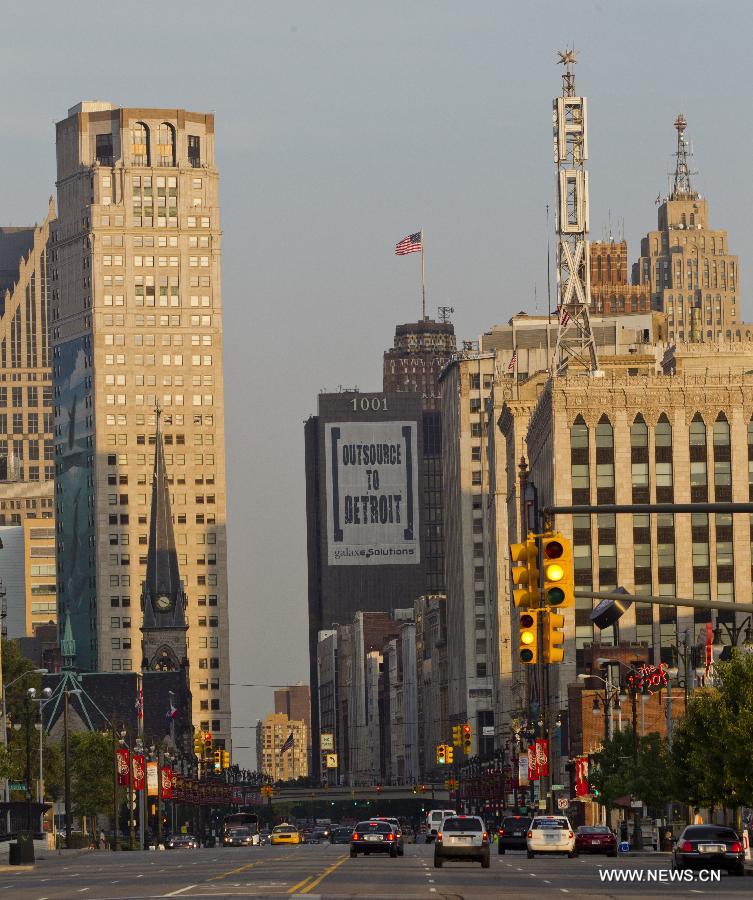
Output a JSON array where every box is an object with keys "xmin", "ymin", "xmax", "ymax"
[
  {"xmin": 132, "ymin": 122, "xmax": 150, "ymax": 166},
  {"xmin": 188, "ymin": 135, "xmax": 201, "ymax": 167},
  {"xmin": 96, "ymin": 133, "xmax": 114, "ymax": 165},
  {"xmin": 157, "ymin": 122, "xmax": 176, "ymax": 166}
]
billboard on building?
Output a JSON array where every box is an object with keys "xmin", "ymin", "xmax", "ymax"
[{"xmin": 325, "ymin": 421, "xmax": 420, "ymax": 566}]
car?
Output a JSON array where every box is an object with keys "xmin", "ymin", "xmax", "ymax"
[
  {"xmin": 401, "ymin": 824, "xmax": 416, "ymax": 844},
  {"xmin": 166, "ymin": 834, "xmax": 198, "ymax": 849},
  {"xmin": 526, "ymin": 816, "xmax": 575, "ymax": 858},
  {"xmin": 313, "ymin": 824, "xmax": 332, "ymax": 839},
  {"xmin": 433, "ymin": 815, "xmax": 490, "ymax": 868},
  {"xmin": 497, "ymin": 815, "xmax": 532, "ymax": 854},
  {"xmin": 672, "ymin": 825, "xmax": 745, "ymax": 876},
  {"xmin": 574, "ymin": 824, "xmax": 617, "ymax": 857},
  {"xmin": 223, "ymin": 827, "xmax": 255, "ymax": 847},
  {"xmin": 311, "ymin": 827, "xmax": 331, "ymax": 843},
  {"xmin": 350, "ymin": 820, "xmax": 401, "ymax": 858},
  {"xmin": 330, "ymin": 826, "xmax": 354, "ymax": 845},
  {"xmin": 373, "ymin": 817, "xmax": 405, "ymax": 856},
  {"xmin": 426, "ymin": 809, "xmax": 456, "ymax": 843},
  {"xmin": 270, "ymin": 824, "xmax": 302, "ymax": 845}
]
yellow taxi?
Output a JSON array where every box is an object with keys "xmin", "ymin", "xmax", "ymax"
[{"xmin": 270, "ymin": 824, "xmax": 301, "ymax": 845}]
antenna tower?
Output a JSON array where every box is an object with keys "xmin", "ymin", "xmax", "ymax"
[
  {"xmin": 438, "ymin": 305, "xmax": 454, "ymax": 323},
  {"xmin": 670, "ymin": 114, "xmax": 698, "ymax": 200},
  {"xmin": 552, "ymin": 49, "xmax": 600, "ymax": 376}
]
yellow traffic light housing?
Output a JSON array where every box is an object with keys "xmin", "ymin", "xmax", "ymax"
[
  {"xmin": 451, "ymin": 724, "xmax": 461, "ymax": 747},
  {"xmin": 193, "ymin": 731, "xmax": 203, "ymax": 757},
  {"xmin": 436, "ymin": 743, "xmax": 447, "ymax": 765},
  {"xmin": 510, "ymin": 536, "xmax": 539, "ymax": 608},
  {"xmin": 221, "ymin": 750, "xmax": 230, "ymax": 770},
  {"xmin": 543, "ymin": 609, "xmax": 565, "ymax": 664},
  {"xmin": 462, "ymin": 723, "xmax": 472, "ymax": 755},
  {"xmin": 519, "ymin": 610, "xmax": 539, "ymax": 664},
  {"xmin": 213, "ymin": 749, "xmax": 222, "ymax": 773},
  {"xmin": 446, "ymin": 745, "xmax": 454, "ymax": 764},
  {"xmin": 542, "ymin": 533, "xmax": 574, "ymax": 609}
]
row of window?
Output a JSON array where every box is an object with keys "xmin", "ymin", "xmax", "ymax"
[
  {"xmin": 98, "ymin": 214, "xmax": 210, "ymax": 229},
  {"xmin": 0, "ymin": 386, "xmax": 52, "ymax": 407},
  {"xmin": 103, "ymin": 334, "xmax": 213, "ymax": 347},
  {"xmin": 103, "ymin": 255, "xmax": 211, "ymax": 267},
  {"xmin": 107, "ymin": 574, "xmax": 219, "ymax": 588},
  {"xmin": 110, "ymin": 595, "xmax": 218, "ymax": 608}
]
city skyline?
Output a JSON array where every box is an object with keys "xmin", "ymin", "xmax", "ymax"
[{"xmin": 3, "ymin": 1, "xmax": 753, "ymax": 769}]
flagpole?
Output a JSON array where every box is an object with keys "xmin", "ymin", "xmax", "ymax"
[
  {"xmin": 546, "ymin": 204, "xmax": 552, "ymax": 375},
  {"xmin": 420, "ymin": 227, "xmax": 426, "ymax": 321}
]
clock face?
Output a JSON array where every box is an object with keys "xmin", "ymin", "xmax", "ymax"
[{"xmin": 155, "ymin": 593, "xmax": 172, "ymax": 611}]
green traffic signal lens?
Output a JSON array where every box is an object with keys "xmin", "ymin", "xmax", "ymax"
[
  {"xmin": 547, "ymin": 587, "xmax": 566, "ymax": 606},
  {"xmin": 520, "ymin": 648, "xmax": 534, "ymax": 662}
]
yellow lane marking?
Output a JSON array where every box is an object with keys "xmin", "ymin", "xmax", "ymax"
[
  {"xmin": 208, "ymin": 860, "xmax": 266, "ymax": 881},
  {"xmin": 298, "ymin": 855, "xmax": 349, "ymax": 895},
  {"xmin": 287, "ymin": 874, "xmax": 313, "ymax": 894}
]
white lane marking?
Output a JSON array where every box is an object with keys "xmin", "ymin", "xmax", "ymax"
[
  {"xmin": 529, "ymin": 872, "xmax": 537, "ymax": 876},
  {"xmin": 163, "ymin": 886, "xmax": 197, "ymax": 897},
  {"xmin": 429, "ymin": 879, "xmax": 435, "ymax": 883},
  {"xmin": 516, "ymin": 867, "xmax": 523, "ymax": 871},
  {"xmin": 544, "ymin": 879, "xmax": 551, "ymax": 883}
]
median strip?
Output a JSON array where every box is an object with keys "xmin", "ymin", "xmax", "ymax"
[
  {"xmin": 208, "ymin": 860, "xmax": 265, "ymax": 881},
  {"xmin": 287, "ymin": 875, "xmax": 313, "ymax": 894},
  {"xmin": 297, "ymin": 855, "xmax": 349, "ymax": 895}
]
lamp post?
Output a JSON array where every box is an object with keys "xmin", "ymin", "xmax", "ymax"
[
  {"xmin": 577, "ymin": 670, "xmax": 620, "ymax": 742},
  {"xmin": 712, "ymin": 616, "xmax": 753, "ymax": 655},
  {"xmin": 29, "ymin": 687, "xmax": 52, "ymax": 836}
]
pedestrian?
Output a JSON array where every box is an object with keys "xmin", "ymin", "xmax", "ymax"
[
  {"xmin": 693, "ymin": 809, "xmax": 703, "ymax": 825},
  {"xmin": 99, "ymin": 830, "xmax": 106, "ymax": 850}
]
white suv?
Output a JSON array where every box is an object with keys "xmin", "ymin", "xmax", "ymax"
[{"xmin": 527, "ymin": 815, "xmax": 575, "ymax": 858}]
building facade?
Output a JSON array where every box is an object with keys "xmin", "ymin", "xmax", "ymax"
[
  {"xmin": 382, "ymin": 318, "xmax": 456, "ymax": 410},
  {"xmin": 256, "ymin": 712, "xmax": 309, "ymax": 782},
  {"xmin": 589, "ymin": 239, "xmax": 651, "ymax": 317},
  {"xmin": 51, "ymin": 102, "xmax": 230, "ymax": 746}
]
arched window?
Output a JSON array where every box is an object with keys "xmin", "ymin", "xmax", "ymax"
[
  {"xmin": 595, "ymin": 415, "xmax": 614, "ymax": 503},
  {"xmin": 570, "ymin": 415, "xmax": 589, "ymax": 503},
  {"xmin": 713, "ymin": 413, "xmax": 731, "ymax": 501},
  {"xmin": 681, "ymin": 213, "xmax": 687, "ymax": 227},
  {"xmin": 631, "ymin": 415, "xmax": 649, "ymax": 503},
  {"xmin": 690, "ymin": 213, "xmax": 695, "ymax": 226},
  {"xmin": 132, "ymin": 122, "xmax": 150, "ymax": 166},
  {"xmin": 703, "ymin": 260, "xmax": 709, "ymax": 287},
  {"xmin": 689, "ymin": 413, "xmax": 708, "ymax": 502},
  {"xmin": 606, "ymin": 256, "xmax": 612, "ymax": 283},
  {"xmin": 596, "ymin": 256, "xmax": 602, "ymax": 282},
  {"xmin": 630, "ymin": 415, "xmax": 648, "ymax": 448},
  {"xmin": 655, "ymin": 414, "xmax": 673, "ymax": 502},
  {"xmin": 157, "ymin": 122, "xmax": 176, "ymax": 166}
]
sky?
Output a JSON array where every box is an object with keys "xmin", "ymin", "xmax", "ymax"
[{"xmin": 2, "ymin": 0, "xmax": 753, "ymax": 768}]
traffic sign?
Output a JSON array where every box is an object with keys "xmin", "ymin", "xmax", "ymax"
[
  {"xmin": 320, "ymin": 733, "xmax": 334, "ymax": 751},
  {"xmin": 557, "ymin": 797, "xmax": 569, "ymax": 810},
  {"xmin": 325, "ymin": 753, "xmax": 338, "ymax": 769}
]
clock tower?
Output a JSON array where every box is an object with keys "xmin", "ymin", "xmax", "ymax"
[{"xmin": 140, "ymin": 409, "xmax": 189, "ymax": 672}]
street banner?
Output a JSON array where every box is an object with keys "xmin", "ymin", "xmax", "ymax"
[
  {"xmin": 132, "ymin": 754, "xmax": 145, "ymax": 791},
  {"xmin": 518, "ymin": 752, "xmax": 529, "ymax": 786},
  {"xmin": 147, "ymin": 760, "xmax": 159, "ymax": 796},
  {"xmin": 116, "ymin": 748, "xmax": 130, "ymax": 787},
  {"xmin": 536, "ymin": 739, "xmax": 549, "ymax": 778},
  {"xmin": 233, "ymin": 787, "xmax": 243, "ymax": 804},
  {"xmin": 160, "ymin": 767, "xmax": 173, "ymax": 800},
  {"xmin": 575, "ymin": 756, "xmax": 589, "ymax": 796},
  {"xmin": 527, "ymin": 744, "xmax": 538, "ymax": 780}
]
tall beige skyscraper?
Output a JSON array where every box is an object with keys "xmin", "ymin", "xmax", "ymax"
[{"xmin": 51, "ymin": 102, "xmax": 231, "ymax": 748}]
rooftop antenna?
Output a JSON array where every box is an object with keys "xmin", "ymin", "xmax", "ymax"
[
  {"xmin": 552, "ymin": 48, "xmax": 601, "ymax": 376},
  {"xmin": 670, "ymin": 114, "xmax": 698, "ymax": 200},
  {"xmin": 438, "ymin": 305, "xmax": 454, "ymax": 323}
]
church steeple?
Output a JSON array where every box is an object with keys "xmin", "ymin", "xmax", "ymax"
[
  {"xmin": 141, "ymin": 409, "xmax": 188, "ymax": 672},
  {"xmin": 60, "ymin": 608, "xmax": 76, "ymax": 670}
]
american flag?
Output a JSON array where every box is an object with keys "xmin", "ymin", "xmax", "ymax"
[
  {"xmin": 279, "ymin": 732, "xmax": 295, "ymax": 756},
  {"xmin": 395, "ymin": 232, "xmax": 422, "ymax": 255},
  {"xmin": 506, "ymin": 351, "xmax": 517, "ymax": 373},
  {"xmin": 135, "ymin": 688, "xmax": 143, "ymax": 720},
  {"xmin": 558, "ymin": 306, "xmax": 571, "ymax": 328}
]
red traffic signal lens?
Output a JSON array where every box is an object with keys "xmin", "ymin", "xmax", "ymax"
[
  {"xmin": 520, "ymin": 613, "xmax": 535, "ymax": 629},
  {"xmin": 462, "ymin": 725, "xmax": 471, "ymax": 735},
  {"xmin": 544, "ymin": 540, "xmax": 564, "ymax": 560},
  {"xmin": 547, "ymin": 587, "xmax": 566, "ymax": 606}
]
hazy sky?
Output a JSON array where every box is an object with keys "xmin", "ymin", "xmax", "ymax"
[{"xmin": 2, "ymin": 0, "xmax": 753, "ymax": 768}]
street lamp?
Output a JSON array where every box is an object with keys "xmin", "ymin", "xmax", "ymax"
[
  {"xmin": 578, "ymin": 671, "xmax": 620, "ymax": 742},
  {"xmin": 28, "ymin": 687, "xmax": 52, "ymax": 836},
  {"xmin": 712, "ymin": 615, "xmax": 753, "ymax": 655}
]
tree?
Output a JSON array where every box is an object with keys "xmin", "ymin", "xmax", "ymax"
[{"xmin": 70, "ymin": 731, "xmax": 123, "ymax": 837}]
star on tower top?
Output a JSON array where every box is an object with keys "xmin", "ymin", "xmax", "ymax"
[{"xmin": 557, "ymin": 48, "xmax": 577, "ymax": 68}]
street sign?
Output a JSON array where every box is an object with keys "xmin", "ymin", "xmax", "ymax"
[
  {"xmin": 630, "ymin": 800, "xmax": 643, "ymax": 808},
  {"xmin": 8, "ymin": 782, "xmax": 27, "ymax": 791},
  {"xmin": 538, "ymin": 800, "xmax": 547, "ymax": 809},
  {"xmin": 325, "ymin": 753, "xmax": 338, "ymax": 769},
  {"xmin": 551, "ymin": 783, "xmax": 565, "ymax": 790},
  {"xmin": 482, "ymin": 726, "xmax": 494, "ymax": 737},
  {"xmin": 320, "ymin": 733, "xmax": 334, "ymax": 751},
  {"xmin": 557, "ymin": 798, "xmax": 569, "ymax": 810}
]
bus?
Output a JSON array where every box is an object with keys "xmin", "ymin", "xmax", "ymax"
[{"xmin": 223, "ymin": 811, "xmax": 261, "ymax": 846}]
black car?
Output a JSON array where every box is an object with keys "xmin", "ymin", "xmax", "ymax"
[
  {"xmin": 672, "ymin": 825, "xmax": 745, "ymax": 876},
  {"xmin": 350, "ymin": 820, "xmax": 401, "ymax": 858},
  {"xmin": 166, "ymin": 834, "xmax": 199, "ymax": 849},
  {"xmin": 497, "ymin": 815, "xmax": 532, "ymax": 854},
  {"xmin": 331, "ymin": 826, "xmax": 354, "ymax": 845}
]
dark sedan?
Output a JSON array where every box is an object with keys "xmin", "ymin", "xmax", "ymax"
[
  {"xmin": 497, "ymin": 815, "xmax": 532, "ymax": 854},
  {"xmin": 330, "ymin": 826, "xmax": 354, "ymax": 845},
  {"xmin": 166, "ymin": 834, "xmax": 199, "ymax": 849},
  {"xmin": 574, "ymin": 825, "xmax": 617, "ymax": 856},
  {"xmin": 350, "ymin": 820, "xmax": 400, "ymax": 858},
  {"xmin": 672, "ymin": 825, "xmax": 745, "ymax": 876}
]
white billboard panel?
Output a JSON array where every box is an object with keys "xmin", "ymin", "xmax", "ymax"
[{"xmin": 325, "ymin": 421, "xmax": 420, "ymax": 566}]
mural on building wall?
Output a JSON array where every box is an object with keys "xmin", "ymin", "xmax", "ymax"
[{"xmin": 54, "ymin": 336, "xmax": 95, "ymax": 669}]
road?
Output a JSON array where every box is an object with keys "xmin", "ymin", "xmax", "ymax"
[{"xmin": 1, "ymin": 843, "xmax": 751, "ymax": 899}]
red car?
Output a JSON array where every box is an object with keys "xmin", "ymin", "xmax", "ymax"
[{"xmin": 574, "ymin": 825, "xmax": 617, "ymax": 856}]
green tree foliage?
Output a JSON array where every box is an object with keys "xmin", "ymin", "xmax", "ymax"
[
  {"xmin": 671, "ymin": 651, "xmax": 753, "ymax": 811},
  {"xmin": 70, "ymin": 731, "xmax": 124, "ymax": 825}
]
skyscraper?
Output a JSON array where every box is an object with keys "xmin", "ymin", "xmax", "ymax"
[{"xmin": 51, "ymin": 102, "xmax": 230, "ymax": 748}]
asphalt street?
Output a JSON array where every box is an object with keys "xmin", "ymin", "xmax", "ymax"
[{"xmin": 1, "ymin": 843, "xmax": 751, "ymax": 899}]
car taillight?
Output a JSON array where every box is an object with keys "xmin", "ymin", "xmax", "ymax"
[
  {"xmin": 498, "ymin": 828, "xmax": 505, "ymax": 836},
  {"xmin": 353, "ymin": 833, "xmax": 361, "ymax": 841},
  {"xmin": 730, "ymin": 842, "xmax": 743, "ymax": 853},
  {"xmin": 437, "ymin": 832, "xmax": 443, "ymax": 842},
  {"xmin": 679, "ymin": 841, "xmax": 693, "ymax": 853},
  {"xmin": 528, "ymin": 831, "xmax": 533, "ymax": 838},
  {"xmin": 483, "ymin": 832, "xmax": 488, "ymax": 842},
  {"xmin": 569, "ymin": 832, "xmax": 574, "ymax": 839},
  {"xmin": 387, "ymin": 833, "xmax": 394, "ymax": 841}
]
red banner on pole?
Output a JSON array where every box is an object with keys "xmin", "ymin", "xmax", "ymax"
[
  {"xmin": 527, "ymin": 744, "xmax": 538, "ymax": 780},
  {"xmin": 535, "ymin": 739, "xmax": 549, "ymax": 778},
  {"xmin": 575, "ymin": 756, "xmax": 589, "ymax": 797},
  {"xmin": 160, "ymin": 766, "xmax": 173, "ymax": 800},
  {"xmin": 116, "ymin": 748, "xmax": 130, "ymax": 787},
  {"xmin": 132, "ymin": 754, "xmax": 145, "ymax": 791}
]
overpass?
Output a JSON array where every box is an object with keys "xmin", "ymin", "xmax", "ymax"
[{"xmin": 268, "ymin": 784, "xmax": 450, "ymax": 803}]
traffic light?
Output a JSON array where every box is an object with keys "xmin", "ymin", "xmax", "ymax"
[
  {"xmin": 451, "ymin": 724, "xmax": 462, "ymax": 747},
  {"xmin": 510, "ymin": 536, "xmax": 539, "ymax": 608},
  {"xmin": 213, "ymin": 749, "xmax": 221, "ymax": 773},
  {"xmin": 462, "ymin": 723, "xmax": 472, "ymax": 755},
  {"xmin": 193, "ymin": 731, "xmax": 203, "ymax": 757},
  {"xmin": 543, "ymin": 609, "xmax": 565, "ymax": 664},
  {"xmin": 204, "ymin": 731, "xmax": 213, "ymax": 752},
  {"xmin": 436, "ymin": 743, "xmax": 447, "ymax": 765},
  {"xmin": 519, "ymin": 610, "xmax": 539, "ymax": 664},
  {"xmin": 446, "ymin": 745, "xmax": 454, "ymax": 764},
  {"xmin": 221, "ymin": 750, "xmax": 230, "ymax": 770},
  {"xmin": 541, "ymin": 533, "xmax": 574, "ymax": 609}
]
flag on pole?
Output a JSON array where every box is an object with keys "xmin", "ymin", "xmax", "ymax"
[
  {"xmin": 395, "ymin": 232, "xmax": 422, "ymax": 255},
  {"xmin": 506, "ymin": 351, "xmax": 517, "ymax": 373},
  {"xmin": 279, "ymin": 732, "xmax": 295, "ymax": 756},
  {"xmin": 558, "ymin": 306, "xmax": 571, "ymax": 328},
  {"xmin": 135, "ymin": 687, "xmax": 143, "ymax": 720},
  {"xmin": 165, "ymin": 699, "xmax": 179, "ymax": 724},
  {"xmin": 655, "ymin": 193, "xmax": 662, "ymax": 205}
]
